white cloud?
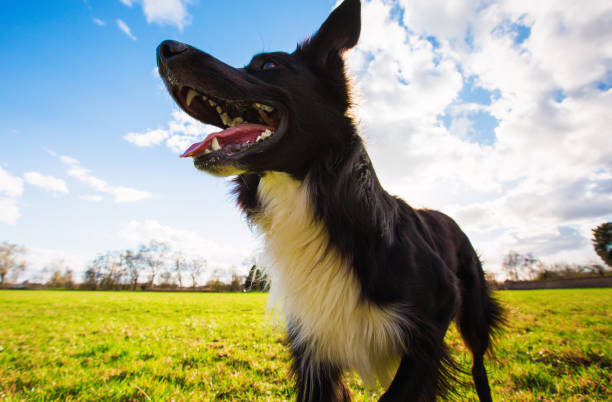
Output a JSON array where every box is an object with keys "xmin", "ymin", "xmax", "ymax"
[
  {"xmin": 347, "ymin": 0, "xmax": 612, "ymax": 272},
  {"xmin": 124, "ymin": 128, "xmax": 169, "ymax": 147},
  {"xmin": 59, "ymin": 155, "xmax": 79, "ymax": 165},
  {"xmin": 24, "ymin": 172, "xmax": 69, "ymax": 195},
  {"xmin": 124, "ymin": 110, "xmax": 217, "ymax": 154},
  {"xmin": 111, "ymin": 186, "xmax": 152, "ymax": 203},
  {"xmin": 0, "ymin": 167, "xmax": 24, "ymax": 225},
  {"xmin": 143, "ymin": 0, "xmax": 191, "ymax": 30},
  {"xmin": 92, "ymin": 18, "xmax": 105, "ymax": 26},
  {"xmin": 59, "ymin": 155, "xmax": 152, "ymax": 203},
  {"xmin": 0, "ymin": 197, "xmax": 20, "ymax": 225},
  {"xmin": 0, "ymin": 167, "xmax": 24, "ymax": 197},
  {"xmin": 117, "ymin": 18, "xmax": 137, "ymax": 40},
  {"xmin": 119, "ymin": 0, "xmax": 192, "ymax": 31},
  {"xmin": 21, "ymin": 247, "xmax": 88, "ymax": 283},
  {"xmin": 117, "ymin": 219, "xmax": 257, "ymax": 274}
]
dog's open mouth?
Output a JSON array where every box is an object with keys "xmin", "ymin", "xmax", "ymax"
[{"xmin": 173, "ymin": 86, "xmax": 282, "ymax": 160}]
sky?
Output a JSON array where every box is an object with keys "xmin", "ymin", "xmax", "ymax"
[{"xmin": 1, "ymin": 0, "xmax": 611, "ymax": 283}]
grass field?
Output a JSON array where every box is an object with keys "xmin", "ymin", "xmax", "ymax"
[{"xmin": 0, "ymin": 289, "xmax": 610, "ymax": 401}]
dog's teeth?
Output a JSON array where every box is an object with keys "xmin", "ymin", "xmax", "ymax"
[
  {"xmin": 220, "ymin": 113, "xmax": 232, "ymax": 126},
  {"xmin": 254, "ymin": 103, "xmax": 275, "ymax": 112},
  {"xmin": 255, "ymin": 129, "xmax": 272, "ymax": 143},
  {"xmin": 204, "ymin": 148, "xmax": 212, "ymax": 154},
  {"xmin": 209, "ymin": 100, "xmax": 216, "ymax": 107},
  {"xmin": 186, "ymin": 89, "xmax": 198, "ymax": 107},
  {"xmin": 230, "ymin": 117, "xmax": 244, "ymax": 127},
  {"xmin": 216, "ymin": 106, "xmax": 222, "ymax": 114},
  {"xmin": 211, "ymin": 137, "xmax": 221, "ymax": 151},
  {"xmin": 202, "ymin": 95, "xmax": 208, "ymax": 101}
]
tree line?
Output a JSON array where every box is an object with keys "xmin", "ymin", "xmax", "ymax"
[
  {"xmin": 496, "ymin": 223, "xmax": 611, "ymax": 282},
  {"xmin": 0, "ymin": 240, "xmax": 270, "ymax": 292},
  {"xmin": 499, "ymin": 250, "xmax": 609, "ymax": 282},
  {"xmin": 1, "ymin": 222, "xmax": 610, "ymax": 289}
]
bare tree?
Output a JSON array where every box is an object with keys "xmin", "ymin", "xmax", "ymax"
[
  {"xmin": 158, "ymin": 270, "xmax": 175, "ymax": 288},
  {"xmin": 188, "ymin": 257, "xmax": 206, "ymax": 289},
  {"xmin": 521, "ymin": 252, "xmax": 540, "ymax": 280},
  {"xmin": 91, "ymin": 251, "xmax": 124, "ymax": 289},
  {"xmin": 64, "ymin": 268, "xmax": 74, "ymax": 289},
  {"xmin": 0, "ymin": 242, "xmax": 27, "ymax": 287},
  {"xmin": 83, "ymin": 263, "xmax": 102, "ymax": 289},
  {"xmin": 229, "ymin": 271, "xmax": 244, "ymax": 292},
  {"xmin": 121, "ymin": 249, "xmax": 141, "ymax": 290},
  {"xmin": 502, "ymin": 250, "xmax": 540, "ymax": 281},
  {"xmin": 46, "ymin": 260, "xmax": 74, "ymax": 289},
  {"xmin": 501, "ymin": 250, "xmax": 522, "ymax": 281},
  {"xmin": 173, "ymin": 253, "xmax": 186, "ymax": 288},
  {"xmin": 205, "ymin": 268, "xmax": 225, "ymax": 292},
  {"xmin": 139, "ymin": 241, "xmax": 169, "ymax": 289}
]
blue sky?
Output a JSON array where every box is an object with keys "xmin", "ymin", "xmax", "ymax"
[
  {"xmin": 1, "ymin": 0, "xmax": 340, "ymax": 280},
  {"xmin": 1, "ymin": 0, "xmax": 611, "ymax": 282}
]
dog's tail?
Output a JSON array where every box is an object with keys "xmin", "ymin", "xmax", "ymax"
[{"xmin": 456, "ymin": 246, "xmax": 505, "ymax": 402}]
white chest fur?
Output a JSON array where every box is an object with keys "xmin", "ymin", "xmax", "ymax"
[{"xmin": 255, "ymin": 172, "xmax": 403, "ymax": 387}]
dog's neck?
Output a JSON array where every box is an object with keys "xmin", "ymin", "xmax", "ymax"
[{"xmin": 232, "ymin": 139, "xmax": 409, "ymax": 299}]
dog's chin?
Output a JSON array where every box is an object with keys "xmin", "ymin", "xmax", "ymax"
[{"xmin": 193, "ymin": 157, "xmax": 247, "ymax": 177}]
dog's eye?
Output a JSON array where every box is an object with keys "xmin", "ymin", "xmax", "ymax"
[{"xmin": 262, "ymin": 61, "xmax": 277, "ymax": 70}]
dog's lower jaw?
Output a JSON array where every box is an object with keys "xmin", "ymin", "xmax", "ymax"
[
  {"xmin": 255, "ymin": 172, "xmax": 404, "ymax": 388},
  {"xmin": 193, "ymin": 156, "xmax": 247, "ymax": 176}
]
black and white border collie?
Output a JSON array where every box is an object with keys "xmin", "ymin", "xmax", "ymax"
[{"xmin": 157, "ymin": 0, "xmax": 504, "ymax": 400}]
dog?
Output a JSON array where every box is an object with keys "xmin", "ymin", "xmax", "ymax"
[{"xmin": 157, "ymin": 0, "xmax": 504, "ymax": 400}]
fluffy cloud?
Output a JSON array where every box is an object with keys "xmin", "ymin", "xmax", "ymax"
[
  {"xmin": 92, "ymin": 18, "xmax": 105, "ymax": 26},
  {"xmin": 348, "ymin": 0, "xmax": 612, "ymax": 271},
  {"xmin": 0, "ymin": 198, "xmax": 20, "ymax": 226},
  {"xmin": 124, "ymin": 128, "xmax": 169, "ymax": 147},
  {"xmin": 20, "ymin": 247, "xmax": 88, "ymax": 283},
  {"xmin": 117, "ymin": 219, "xmax": 257, "ymax": 276},
  {"xmin": 0, "ymin": 167, "xmax": 24, "ymax": 225},
  {"xmin": 117, "ymin": 19, "xmax": 137, "ymax": 40},
  {"xmin": 0, "ymin": 166, "xmax": 24, "ymax": 198},
  {"xmin": 124, "ymin": 110, "xmax": 217, "ymax": 154},
  {"xmin": 119, "ymin": 0, "xmax": 192, "ymax": 31},
  {"xmin": 24, "ymin": 172, "xmax": 69, "ymax": 194},
  {"xmin": 59, "ymin": 156, "xmax": 152, "ymax": 203}
]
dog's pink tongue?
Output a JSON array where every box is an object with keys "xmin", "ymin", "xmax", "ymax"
[{"xmin": 181, "ymin": 124, "xmax": 273, "ymax": 158}]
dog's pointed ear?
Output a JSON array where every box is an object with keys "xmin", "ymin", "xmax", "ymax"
[{"xmin": 301, "ymin": 0, "xmax": 361, "ymax": 70}]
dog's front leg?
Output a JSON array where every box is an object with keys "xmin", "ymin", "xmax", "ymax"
[
  {"xmin": 290, "ymin": 352, "xmax": 351, "ymax": 402},
  {"xmin": 288, "ymin": 333, "xmax": 350, "ymax": 401}
]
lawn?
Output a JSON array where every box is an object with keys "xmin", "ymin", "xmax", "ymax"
[{"xmin": 0, "ymin": 289, "xmax": 610, "ymax": 401}]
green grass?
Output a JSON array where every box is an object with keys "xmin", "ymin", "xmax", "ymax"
[{"xmin": 0, "ymin": 289, "xmax": 610, "ymax": 401}]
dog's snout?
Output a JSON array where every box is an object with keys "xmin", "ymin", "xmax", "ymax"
[{"xmin": 157, "ymin": 40, "xmax": 188, "ymax": 63}]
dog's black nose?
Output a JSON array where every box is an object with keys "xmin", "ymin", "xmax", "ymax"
[{"xmin": 157, "ymin": 40, "xmax": 188, "ymax": 63}]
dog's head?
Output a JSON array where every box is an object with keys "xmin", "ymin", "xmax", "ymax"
[{"xmin": 157, "ymin": 0, "xmax": 361, "ymax": 178}]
